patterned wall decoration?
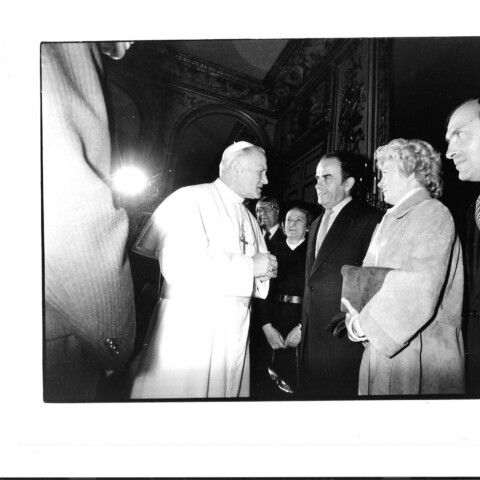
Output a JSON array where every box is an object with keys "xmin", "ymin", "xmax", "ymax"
[
  {"xmin": 371, "ymin": 39, "xmax": 391, "ymax": 211},
  {"xmin": 332, "ymin": 38, "xmax": 390, "ymax": 209},
  {"xmin": 335, "ymin": 40, "xmax": 367, "ymax": 153},
  {"xmin": 266, "ymin": 38, "xmax": 345, "ymax": 111},
  {"xmin": 276, "ymin": 38, "xmax": 390, "ymax": 209},
  {"xmin": 277, "ymin": 71, "xmax": 332, "ymax": 155},
  {"xmin": 150, "ymin": 45, "xmax": 276, "ymax": 114}
]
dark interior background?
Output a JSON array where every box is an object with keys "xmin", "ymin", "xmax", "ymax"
[
  {"xmin": 391, "ymin": 37, "xmax": 480, "ymax": 237},
  {"xmin": 103, "ymin": 37, "xmax": 480, "ymax": 352}
]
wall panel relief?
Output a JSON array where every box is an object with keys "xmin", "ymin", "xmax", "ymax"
[
  {"xmin": 333, "ymin": 39, "xmax": 367, "ymax": 153},
  {"xmin": 276, "ymin": 38, "xmax": 390, "ymax": 209},
  {"xmin": 153, "ymin": 46, "xmax": 275, "ymax": 114},
  {"xmin": 278, "ymin": 72, "xmax": 332, "ymax": 155},
  {"xmin": 267, "ymin": 38, "xmax": 345, "ymax": 110},
  {"xmin": 331, "ymin": 38, "xmax": 390, "ymax": 209}
]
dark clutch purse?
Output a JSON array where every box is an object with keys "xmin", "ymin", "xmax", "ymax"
[
  {"xmin": 326, "ymin": 265, "xmax": 393, "ymax": 338},
  {"xmin": 267, "ymin": 347, "xmax": 299, "ymax": 394}
]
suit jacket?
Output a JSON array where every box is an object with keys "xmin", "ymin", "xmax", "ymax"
[
  {"xmin": 266, "ymin": 225, "xmax": 286, "ymax": 255},
  {"xmin": 43, "ymin": 43, "xmax": 136, "ymax": 401},
  {"xmin": 301, "ymin": 199, "xmax": 382, "ymax": 398},
  {"xmin": 463, "ymin": 202, "xmax": 480, "ymax": 394},
  {"xmin": 249, "ymin": 224, "xmax": 286, "ymax": 396},
  {"xmin": 465, "ymin": 202, "xmax": 480, "ymax": 309},
  {"xmin": 251, "ymin": 225, "xmax": 286, "ymax": 329}
]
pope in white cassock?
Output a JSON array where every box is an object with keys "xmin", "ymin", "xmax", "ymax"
[{"xmin": 130, "ymin": 142, "xmax": 278, "ymax": 398}]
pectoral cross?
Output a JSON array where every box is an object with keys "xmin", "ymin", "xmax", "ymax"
[
  {"xmin": 239, "ymin": 206, "xmax": 255, "ymax": 255},
  {"xmin": 240, "ymin": 223, "xmax": 248, "ymax": 254}
]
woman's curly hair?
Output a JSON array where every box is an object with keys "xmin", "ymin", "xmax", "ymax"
[{"xmin": 374, "ymin": 138, "xmax": 443, "ymax": 199}]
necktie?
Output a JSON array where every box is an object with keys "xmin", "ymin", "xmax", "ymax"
[
  {"xmin": 475, "ymin": 195, "xmax": 480, "ymax": 231},
  {"xmin": 315, "ymin": 208, "xmax": 333, "ymax": 256},
  {"xmin": 264, "ymin": 230, "xmax": 271, "ymax": 248}
]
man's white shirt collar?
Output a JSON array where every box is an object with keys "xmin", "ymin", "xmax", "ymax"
[
  {"xmin": 330, "ymin": 195, "xmax": 352, "ymax": 215},
  {"xmin": 268, "ymin": 224, "xmax": 279, "ymax": 236}
]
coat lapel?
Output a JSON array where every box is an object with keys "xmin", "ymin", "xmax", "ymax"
[
  {"xmin": 467, "ymin": 202, "xmax": 480, "ymax": 306},
  {"xmin": 390, "ymin": 188, "xmax": 431, "ymax": 220},
  {"xmin": 305, "ymin": 215, "xmax": 321, "ymax": 277}
]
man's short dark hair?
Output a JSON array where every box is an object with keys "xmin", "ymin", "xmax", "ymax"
[
  {"xmin": 256, "ymin": 196, "xmax": 280, "ymax": 210},
  {"xmin": 321, "ymin": 150, "xmax": 361, "ymax": 182}
]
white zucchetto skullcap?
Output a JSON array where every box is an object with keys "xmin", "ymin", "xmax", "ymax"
[{"xmin": 221, "ymin": 141, "xmax": 255, "ymax": 161}]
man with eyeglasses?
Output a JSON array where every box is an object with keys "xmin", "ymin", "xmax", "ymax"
[
  {"xmin": 300, "ymin": 151, "xmax": 383, "ymax": 399},
  {"xmin": 446, "ymin": 98, "xmax": 480, "ymax": 395},
  {"xmin": 255, "ymin": 196, "xmax": 286, "ymax": 253},
  {"xmin": 250, "ymin": 196, "xmax": 286, "ymax": 396}
]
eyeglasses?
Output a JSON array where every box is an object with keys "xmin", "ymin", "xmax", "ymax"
[{"xmin": 256, "ymin": 205, "xmax": 278, "ymax": 214}]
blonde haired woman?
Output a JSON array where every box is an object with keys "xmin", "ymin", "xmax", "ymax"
[{"xmin": 343, "ymin": 138, "xmax": 465, "ymax": 395}]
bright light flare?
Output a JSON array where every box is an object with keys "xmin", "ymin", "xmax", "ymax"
[{"xmin": 113, "ymin": 166, "xmax": 148, "ymax": 196}]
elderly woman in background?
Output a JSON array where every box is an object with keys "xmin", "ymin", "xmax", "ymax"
[
  {"xmin": 257, "ymin": 205, "xmax": 312, "ymax": 397},
  {"xmin": 342, "ymin": 138, "xmax": 465, "ymax": 395}
]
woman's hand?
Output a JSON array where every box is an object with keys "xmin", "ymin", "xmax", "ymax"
[
  {"xmin": 285, "ymin": 324, "xmax": 302, "ymax": 348},
  {"xmin": 341, "ymin": 298, "xmax": 367, "ymax": 343},
  {"xmin": 262, "ymin": 323, "xmax": 286, "ymax": 349}
]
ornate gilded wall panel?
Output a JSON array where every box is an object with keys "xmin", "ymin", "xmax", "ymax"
[
  {"xmin": 267, "ymin": 38, "xmax": 345, "ymax": 110},
  {"xmin": 278, "ymin": 38, "xmax": 390, "ymax": 208},
  {"xmin": 276, "ymin": 70, "xmax": 332, "ymax": 156},
  {"xmin": 149, "ymin": 46, "xmax": 276, "ymax": 113},
  {"xmin": 331, "ymin": 38, "xmax": 390, "ymax": 209},
  {"xmin": 332, "ymin": 39, "xmax": 367, "ymax": 153}
]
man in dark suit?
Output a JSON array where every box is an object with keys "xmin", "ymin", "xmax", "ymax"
[
  {"xmin": 250, "ymin": 196, "xmax": 286, "ymax": 397},
  {"xmin": 446, "ymin": 98, "xmax": 480, "ymax": 395},
  {"xmin": 300, "ymin": 151, "xmax": 383, "ymax": 399}
]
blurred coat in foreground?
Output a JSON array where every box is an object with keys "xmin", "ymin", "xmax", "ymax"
[{"xmin": 42, "ymin": 42, "xmax": 136, "ymax": 401}]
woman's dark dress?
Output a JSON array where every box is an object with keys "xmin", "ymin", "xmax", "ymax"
[{"xmin": 255, "ymin": 238, "xmax": 307, "ymax": 398}]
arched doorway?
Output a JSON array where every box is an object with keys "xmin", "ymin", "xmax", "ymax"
[{"xmin": 167, "ymin": 104, "xmax": 271, "ymax": 191}]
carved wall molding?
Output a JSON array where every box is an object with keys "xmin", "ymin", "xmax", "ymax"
[
  {"xmin": 276, "ymin": 69, "xmax": 332, "ymax": 156},
  {"xmin": 333, "ymin": 39, "xmax": 367, "ymax": 153},
  {"xmin": 278, "ymin": 38, "xmax": 390, "ymax": 209},
  {"xmin": 266, "ymin": 38, "xmax": 346, "ymax": 111},
  {"xmin": 120, "ymin": 41, "xmax": 348, "ymax": 117},
  {"xmin": 140, "ymin": 44, "xmax": 277, "ymax": 115},
  {"xmin": 333, "ymin": 39, "xmax": 390, "ymax": 209}
]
